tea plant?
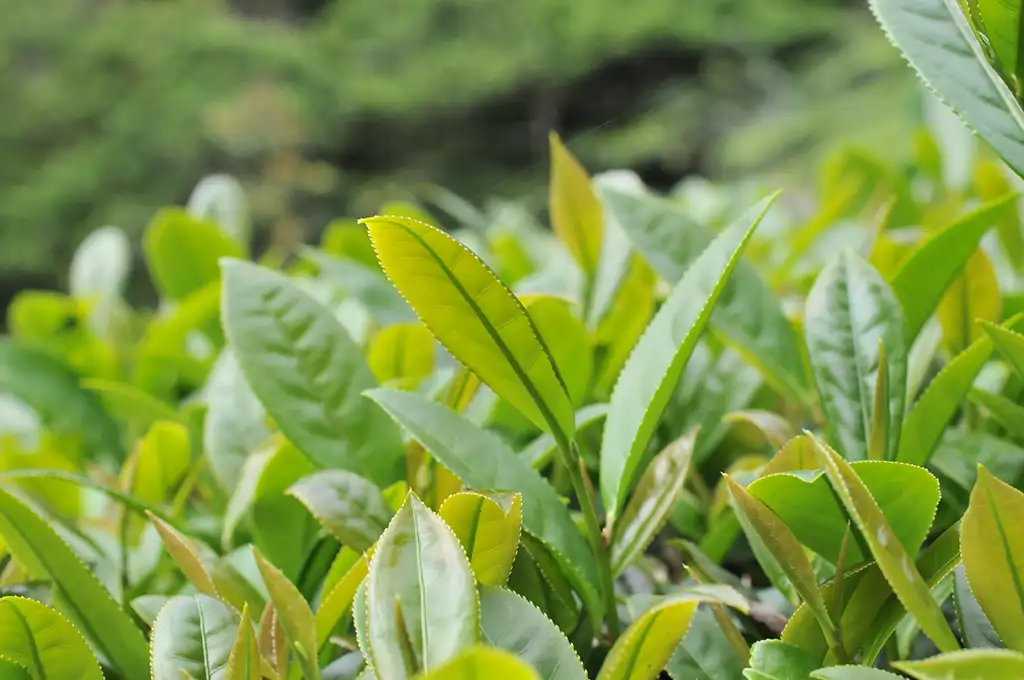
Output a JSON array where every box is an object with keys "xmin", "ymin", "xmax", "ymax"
[{"xmin": 4, "ymin": 5, "xmax": 1024, "ymax": 675}]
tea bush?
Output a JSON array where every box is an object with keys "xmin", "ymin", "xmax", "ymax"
[{"xmin": 3, "ymin": 1, "xmax": 1024, "ymax": 678}]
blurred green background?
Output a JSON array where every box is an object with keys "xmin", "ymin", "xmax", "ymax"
[{"xmin": 2, "ymin": 0, "xmax": 922, "ymax": 300}]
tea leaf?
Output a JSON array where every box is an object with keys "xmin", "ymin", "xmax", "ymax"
[
  {"xmin": 937, "ymin": 249, "xmax": 1001, "ymax": 354},
  {"xmin": 890, "ymin": 196, "xmax": 1011, "ymax": 341},
  {"xmin": 0, "ymin": 596, "xmax": 102, "ymax": 680},
  {"xmin": 601, "ymin": 193, "xmax": 779, "ymax": 519},
  {"xmin": 288, "ymin": 470, "xmax": 393, "ymax": 553},
  {"xmin": 805, "ymin": 251, "xmax": 906, "ymax": 461},
  {"xmin": 549, "ymin": 132, "xmax": 602, "ymax": 277},
  {"xmin": 149, "ymin": 513, "xmax": 219, "ymax": 599},
  {"xmin": 974, "ymin": 0, "xmax": 1023, "ymax": 79},
  {"xmin": 366, "ymin": 322, "xmax": 436, "ymax": 388},
  {"xmin": 362, "ymin": 215, "xmax": 574, "ymax": 444},
  {"xmin": 870, "ymin": 0, "xmax": 1024, "ymax": 178},
  {"xmin": 415, "ymin": 646, "xmax": 541, "ymax": 680},
  {"xmin": 961, "ymin": 465, "xmax": 1024, "ymax": 652},
  {"xmin": 224, "ymin": 605, "xmax": 261, "ymax": 680},
  {"xmin": 0, "ymin": 485, "xmax": 149, "ymax": 678},
  {"xmin": 439, "ymin": 492, "xmax": 522, "ymax": 587},
  {"xmin": 365, "ymin": 388, "xmax": 601, "ymax": 624},
  {"xmin": 743, "ymin": 640, "xmax": 817, "ymax": 680},
  {"xmin": 254, "ymin": 549, "xmax": 322, "ymax": 680},
  {"xmin": 520, "ymin": 295, "xmax": 592, "ymax": 406},
  {"xmin": 811, "ymin": 666, "xmax": 903, "ymax": 679},
  {"xmin": 895, "ymin": 649, "xmax": 1024, "ymax": 679},
  {"xmin": 612, "ymin": 430, "xmax": 695, "ymax": 576},
  {"xmin": 203, "ymin": 349, "xmax": 269, "ymax": 491},
  {"xmin": 953, "ymin": 564, "xmax": 1002, "ymax": 649},
  {"xmin": 811, "ymin": 436, "xmax": 959, "ymax": 652},
  {"xmin": 478, "ymin": 586, "xmax": 587, "ymax": 680},
  {"xmin": 982, "ymin": 320, "xmax": 1024, "ymax": 380},
  {"xmin": 597, "ymin": 597, "xmax": 700, "ymax": 680},
  {"xmin": 969, "ymin": 388, "xmax": 1024, "ymax": 439},
  {"xmin": 221, "ymin": 259, "xmax": 403, "ymax": 486},
  {"xmin": 150, "ymin": 594, "xmax": 237, "ymax": 680},
  {"xmin": 366, "ymin": 493, "xmax": 478, "ymax": 679},
  {"xmin": 145, "ymin": 208, "xmax": 243, "ymax": 301},
  {"xmin": 316, "ymin": 546, "xmax": 373, "ymax": 650}
]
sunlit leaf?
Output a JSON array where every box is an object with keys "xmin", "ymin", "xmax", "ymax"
[
  {"xmin": 597, "ymin": 597, "xmax": 700, "ymax": 680},
  {"xmin": 255, "ymin": 549, "xmax": 322, "ymax": 680},
  {"xmin": 895, "ymin": 649, "xmax": 1024, "ymax": 679},
  {"xmin": 366, "ymin": 322, "xmax": 436, "ymax": 389},
  {"xmin": 938, "ymin": 249, "xmax": 1001, "ymax": 355},
  {"xmin": 549, "ymin": 132, "xmax": 602, "ymax": 277},
  {"xmin": 414, "ymin": 645, "xmax": 541, "ymax": 680},
  {"xmin": 439, "ymin": 492, "xmax": 522, "ymax": 587},
  {"xmin": 0, "ymin": 596, "xmax": 102, "ymax": 680}
]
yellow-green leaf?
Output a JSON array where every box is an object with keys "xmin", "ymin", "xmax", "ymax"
[
  {"xmin": 938, "ymin": 249, "xmax": 1001, "ymax": 355},
  {"xmin": 811, "ymin": 435, "xmax": 959, "ymax": 653},
  {"xmin": 254, "ymin": 549, "xmax": 321, "ymax": 680},
  {"xmin": 522, "ymin": 295, "xmax": 592, "ymax": 406},
  {"xmin": 895, "ymin": 649, "xmax": 1024, "ymax": 679},
  {"xmin": 149, "ymin": 512, "xmax": 219, "ymax": 599},
  {"xmin": 362, "ymin": 215, "xmax": 574, "ymax": 445},
  {"xmin": 600, "ymin": 193, "xmax": 779, "ymax": 519},
  {"xmin": 315, "ymin": 546, "xmax": 373, "ymax": 650},
  {"xmin": 225, "ymin": 605, "xmax": 260, "ymax": 680},
  {"xmin": 0, "ymin": 596, "xmax": 103, "ymax": 680},
  {"xmin": 548, "ymin": 132, "xmax": 602, "ymax": 276},
  {"xmin": 961, "ymin": 465, "xmax": 1024, "ymax": 652},
  {"xmin": 439, "ymin": 492, "xmax": 522, "ymax": 587},
  {"xmin": 982, "ymin": 320, "xmax": 1024, "ymax": 381},
  {"xmin": 974, "ymin": 157, "xmax": 1024, "ymax": 271},
  {"xmin": 414, "ymin": 646, "xmax": 540, "ymax": 680},
  {"xmin": 596, "ymin": 597, "xmax": 700, "ymax": 680},
  {"xmin": 367, "ymin": 323, "xmax": 436, "ymax": 389},
  {"xmin": 127, "ymin": 420, "xmax": 190, "ymax": 506},
  {"xmin": 144, "ymin": 208, "xmax": 243, "ymax": 301}
]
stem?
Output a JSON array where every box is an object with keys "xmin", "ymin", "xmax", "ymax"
[{"xmin": 555, "ymin": 437, "xmax": 619, "ymax": 639}]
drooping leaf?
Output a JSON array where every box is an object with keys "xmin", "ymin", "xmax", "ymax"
[
  {"xmin": 203, "ymin": 349, "xmax": 269, "ymax": 491},
  {"xmin": 221, "ymin": 259, "xmax": 403, "ymax": 486},
  {"xmin": 612, "ymin": 431, "xmax": 695, "ymax": 576},
  {"xmin": 150, "ymin": 594, "xmax": 238, "ymax": 680},
  {"xmin": 600, "ymin": 193, "xmax": 779, "ymax": 519},
  {"xmin": 743, "ymin": 640, "xmax": 817, "ymax": 680},
  {"xmin": 0, "ymin": 485, "xmax": 149, "ymax": 678},
  {"xmin": 366, "ymin": 493, "xmax": 478, "ymax": 679},
  {"xmin": 439, "ymin": 492, "xmax": 522, "ymax": 587},
  {"xmin": 961, "ymin": 464, "xmax": 1024, "ymax": 652},
  {"xmin": 365, "ymin": 388, "xmax": 601, "ymax": 624},
  {"xmin": 414, "ymin": 646, "xmax": 541, "ymax": 680},
  {"xmin": 895, "ymin": 649, "xmax": 1024, "ymax": 679},
  {"xmin": 938, "ymin": 249, "xmax": 1001, "ymax": 355},
  {"xmin": 811, "ymin": 436, "xmax": 959, "ymax": 652},
  {"xmin": 548, "ymin": 132, "xmax": 603, "ymax": 277},
  {"xmin": 870, "ymin": 0, "xmax": 1024, "ymax": 178},
  {"xmin": 145, "ymin": 208, "xmax": 244, "ymax": 300},
  {"xmin": 597, "ymin": 597, "xmax": 700, "ymax": 680},
  {"xmin": 254, "ymin": 549, "xmax": 322, "ymax": 680},
  {"xmin": 599, "ymin": 183, "xmax": 806, "ymax": 403},
  {"xmin": 478, "ymin": 586, "xmax": 587, "ymax": 680},
  {"xmin": 805, "ymin": 251, "xmax": 906, "ymax": 461},
  {"xmin": 889, "ymin": 196, "xmax": 1012, "ymax": 340},
  {"xmin": 362, "ymin": 215, "xmax": 574, "ymax": 445},
  {"xmin": 287, "ymin": 470, "xmax": 393, "ymax": 553},
  {"xmin": 366, "ymin": 323, "xmax": 436, "ymax": 389},
  {"xmin": 0, "ymin": 596, "xmax": 103, "ymax": 680}
]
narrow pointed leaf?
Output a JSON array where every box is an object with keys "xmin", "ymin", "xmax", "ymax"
[
  {"xmin": 478, "ymin": 586, "xmax": 587, "ymax": 680},
  {"xmin": 938, "ymin": 249, "xmax": 1001, "ymax": 354},
  {"xmin": 895, "ymin": 649, "xmax": 1024, "ymax": 679},
  {"xmin": 362, "ymin": 215, "xmax": 574, "ymax": 443},
  {"xmin": 225, "ymin": 605, "xmax": 260, "ymax": 680},
  {"xmin": 287, "ymin": 470, "xmax": 393, "ymax": 553},
  {"xmin": 870, "ymin": 0, "xmax": 1024, "ymax": 178},
  {"xmin": 0, "ymin": 596, "xmax": 102, "ymax": 680},
  {"xmin": 961, "ymin": 465, "xmax": 1024, "ymax": 652},
  {"xmin": 612, "ymin": 430, "xmax": 695, "ymax": 576},
  {"xmin": 367, "ymin": 494, "xmax": 478, "ymax": 679},
  {"xmin": 601, "ymin": 193, "xmax": 779, "ymax": 518},
  {"xmin": 150, "ymin": 595, "xmax": 237, "ymax": 680},
  {"xmin": 982, "ymin": 320, "xmax": 1024, "ymax": 379},
  {"xmin": 549, "ymin": 132, "xmax": 603, "ymax": 276},
  {"xmin": 254, "ymin": 550, "xmax": 321, "ymax": 680},
  {"xmin": 976, "ymin": 0, "xmax": 1024, "ymax": 79},
  {"xmin": 221, "ymin": 259, "xmax": 403, "ymax": 486},
  {"xmin": 890, "ymin": 196, "xmax": 1012, "ymax": 340},
  {"xmin": 0, "ymin": 485, "xmax": 148, "ymax": 678},
  {"xmin": 439, "ymin": 492, "xmax": 522, "ymax": 587},
  {"xmin": 805, "ymin": 251, "xmax": 907, "ymax": 461},
  {"xmin": 597, "ymin": 597, "xmax": 700, "ymax": 680},
  {"xmin": 145, "ymin": 208, "xmax": 243, "ymax": 300},
  {"xmin": 970, "ymin": 388, "xmax": 1024, "ymax": 439},
  {"xmin": 316, "ymin": 548, "xmax": 372, "ymax": 650},
  {"xmin": 365, "ymin": 388, "xmax": 600, "ymax": 623},
  {"xmin": 149, "ymin": 513, "xmax": 219, "ymax": 598},
  {"xmin": 868, "ymin": 341, "xmax": 889, "ymax": 461},
  {"xmin": 811, "ymin": 435, "xmax": 960, "ymax": 652},
  {"xmin": 366, "ymin": 322, "xmax": 435, "ymax": 388}
]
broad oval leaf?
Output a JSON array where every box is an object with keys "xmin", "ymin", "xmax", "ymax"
[
  {"xmin": 811, "ymin": 436, "xmax": 959, "ymax": 652},
  {"xmin": 937, "ymin": 249, "xmax": 1001, "ymax": 355},
  {"xmin": 870, "ymin": 0, "xmax": 1024, "ymax": 178},
  {"xmin": 439, "ymin": 492, "xmax": 522, "ymax": 587},
  {"xmin": 203, "ymin": 349, "xmax": 268, "ymax": 491},
  {"xmin": 367, "ymin": 493, "xmax": 478, "ymax": 678},
  {"xmin": 982, "ymin": 320, "xmax": 1024, "ymax": 380},
  {"xmin": 890, "ymin": 196, "xmax": 1012, "ymax": 341},
  {"xmin": 600, "ymin": 193, "xmax": 779, "ymax": 518},
  {"xmin": 0, "ymin": 596, "xmax": 102, "ymax": 680},
  {"xmin": 145, "ymin": 208, "xmax": 243, "ymax": 300},
  {"xmin": 0, "ymin": 485, "xmax": 149, "ymax": 678},
  {"xmin": 362, "ymin": 215, "xmax": 574, "ymax": 444},
  {"xmin": 316, "ymin": 548, "xmax": 372, "ymax": 650},
  {"xmin": 366, "ymin": 322, "xmax": 436, "ymax": 389},
  {"xmin": 612, "ymin": 430, "xmax": 695, "ymax": 576},
  {"xmin": 149, "ymin": 513, "xmax": 219, "ymax": 599},
  {"xmin": 597, "ymin": 597, "xmax": 700, "ymax": 680},
  {"xmin": 961, "ymin": 465, "xmax": 1024, "ymax": 652},
  {"xmin": 151, "ymin": 594, "xmax": 237, "ymax": 680},
  {"xmin": 288, "ymin": 470, "xmax": 393, "ymax": 553},
  {"xmin": 895, "ymin": 649, "xmax": 1024, "ymax": 679},
  {"xmin": 478, "ymin": 585, "xmax": 587, "ymax": 680},
  {"xmin": 805, "ymin": 251, "xmax": 906, "ymax": 461},
  {"xmin": 415, "ymin": 645, "xmax": 541, "ymax": 680},
  {"xmin": 549, "ymin": 132, "xmax": 603, "ymax": 277},
  {"xmin": 254, "ymin": 549, "xmax": 321, "ymax": 680},
  {"xmin": 365, "ymin": 388, "xmax": 601, "ymax": 624},
  {"xmin": 221, "ymin": 259, "xmax": 403, "ymax": 486}
]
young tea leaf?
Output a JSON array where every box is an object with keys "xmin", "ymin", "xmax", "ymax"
[
  {"xmin": 439, "ymin": 492, "xmax": 522, "ymax": 587},
  {"xmin": 895, "ymin": 649, "xmax": 1024, "ymax": 679},
  {"xmin": 287, "ymin": 470, "xmax": 393, "ymax": 553},
  {"xmin": 743, "ymin": 640, "xmax": 817, "ymax": 680},
  {"xmin": 151, "ymin": 594, "xmax": 238, "ymax": 680},
  {"xmin": 0, "ymin": 596, "xmax": 103, "ymax": 680},
  {"xmin": 254, "ymin": 549, "xmax": 322, "ymax": 680},
  {"xmin": 549, "ymin": 132, "xmax": 603, "ymax": 277},
  {"xmin": 982, "ymin": 320, "xmax": 1024, "ymax": 380},
  {"xmin": 145, "ymin": 208, "xmax": 243, "ymax": 301},
  {"xmin": 225, "ymin": 605, "xmax": 261, "ymax": 680},
  {"xmin": 937, "ymin": 249, "xmax": 1001, "ymax": 355},
  {"xmin": 415, "ymin": 645, "xmax": 541, "ymax": 680},
  {"xmin": 597, "ymin": 597, "xmax": 701, "ymax": 680}
]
